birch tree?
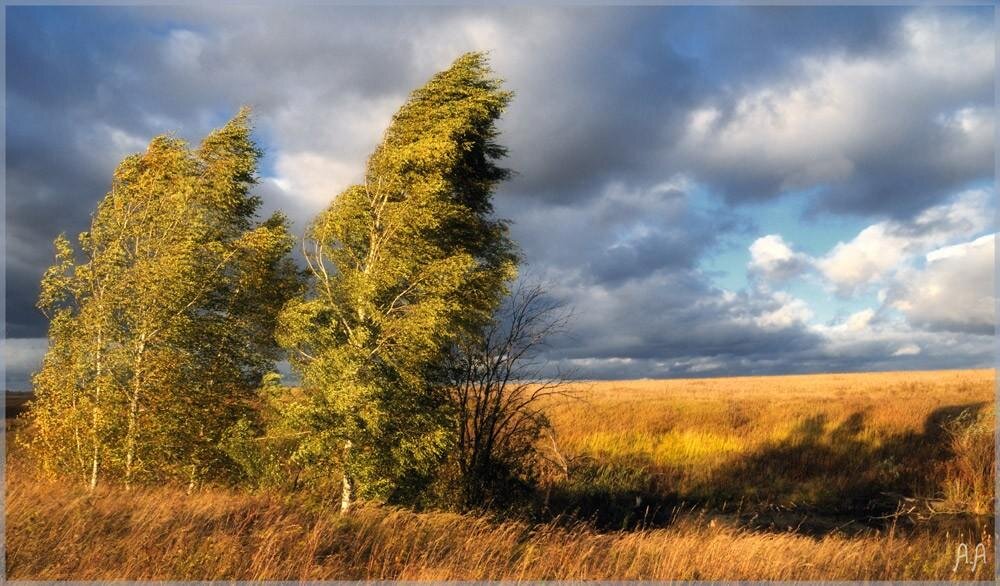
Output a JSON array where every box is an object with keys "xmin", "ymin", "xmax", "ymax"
[
  {"xmin": 277, "ymin": 52, "xmax": 517, "ymax": 511},
  {"xmin": 25, "ymin": 109, "xmax": 300, "ymax": 489}
]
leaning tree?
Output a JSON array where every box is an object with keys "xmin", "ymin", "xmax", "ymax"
[{"xmin": 276, "ymin": 52, "xmax": 518, "ymax": 511}]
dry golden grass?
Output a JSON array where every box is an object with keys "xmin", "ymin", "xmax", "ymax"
[
  {"xmin": 5, "ymin": 468, "xmax": 993, "ymax": 581},
  {"xmin": 549, "ymin": 370, "xmax": 993, "ymax": 451},
  {"xmin": 5, "ymin": 369, "xmax": 996, "ymax": 580},
  {"xmin": 543, "ymin": 369, "xmax": 994, "ymax": 514},
  {"xmin": 552, "ymin": 369, "xmax": 996, "ymax": 442}
]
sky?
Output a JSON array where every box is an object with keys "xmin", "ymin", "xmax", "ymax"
[{"xmin": 4, "ymin": 4, "xmax": 996, "ymax": 387}]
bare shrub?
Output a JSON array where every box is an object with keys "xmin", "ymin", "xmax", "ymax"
[{"xmin": 439, "ymin": 282, "xmax": 573, "ymax": 509}]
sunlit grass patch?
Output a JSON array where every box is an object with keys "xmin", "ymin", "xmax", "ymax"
[{"xmin": 651, "ymin": 429, "xmax": 745, "ymax": 467}]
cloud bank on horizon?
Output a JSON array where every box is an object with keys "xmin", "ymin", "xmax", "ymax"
[{"xmin": 4, "ymin": 5, "xmax": 995, "ymax": 385}]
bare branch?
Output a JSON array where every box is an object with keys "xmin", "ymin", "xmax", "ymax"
[{"xmin": 445, "ymin": 279, "xmax": 577, "ymax": 505}]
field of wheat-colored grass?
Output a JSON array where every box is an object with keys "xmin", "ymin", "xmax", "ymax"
[
  {"xmin": 5, "ymin": 472, "xmax": 992, "ymax": 581},
  {"xmin": 544, "ymin": 369, "xmax": 995, "ymax": 517},
  {"xmin": 5, "ymin": 369, "xmax": 996, "ymax": 580}
]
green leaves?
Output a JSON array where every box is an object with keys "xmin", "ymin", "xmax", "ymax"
[
  {"xmin": 278, "ymin": 52, "xmax": 518, "ymax": 505},
  {"xmin": 26, "ymin": 109, "xmax": 300, "ymax": 489}
]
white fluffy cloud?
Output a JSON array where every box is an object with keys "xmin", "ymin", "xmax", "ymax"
[
  {"xmin": 816, "ymin": 224, "xmax": 910, "ymax": 296},
  {"xmin": 755, "ymin": 189, "xmax": 994, "ymax": 341},
  {"xmin": 888, "ymin": 233, "xmax": 995, "ymax": 335},
  {"xmin": 820, "ymin": 308, "xmax": 876, "ymax": 334},
  {"xmin": 753, "ymin": 291, "xmax": 814, "ymax": 331},
  {"xmin": 892, "ymin": 343, "xmax": 921, "ymax": 356},
  {"xmin": 816, "ymin": 189, "xmax": 991, "ymax": 295},
  {"xmin": 748, "ymin": 234, "xmax": 812, "ymax": 282}
]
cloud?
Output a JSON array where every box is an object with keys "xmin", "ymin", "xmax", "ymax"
[
  {"xmin": 500, "ymin": 176, "xmax": 751, "ymax": 291},
  {"xmin": 724, "ymin": 183, "xmax": 994, "ymax": 375},
  {"xmin": 810, "ymin": 312, "xmax": 988, "ymax": 372},
  {"xmin": 892, "ymin": 343, "xmax": 921, "ymax": 357},
  {"xmin": 753, "ymin": 292, "xmax": 814, "ymax": 330},
  {"xmin": 887, "ymin": 233, "xmax": 995, "ymax": 335},
  {"xmin": 163, "ymin": 29, "xmax": 207, "ymax": 71},
  {"xmin": 538, "ymin": 267, "xmax": 825, "ymax": 379},
  {"xmin": 545, "ymin": 297, "xmax": 991, "ymax": 379},
  {"xmin": 678, "ymin": 9, "xmax": 993, "ymax": 216},
  {"xmin": 816, "ymin": 189, "xmax": 992, "ymax": 296},
  {"xmin": 3, "ymin": 338, "xmax": 48, "ymax": 390},
  {"xmin": 842, "ymin": 309, "xmax": 876, "ymax": 332},
  {"xmin": 754, "ymin": 190, "xmax": 993, "ymax": 349},
  {"xmin": 748, "ymin": 234, "xmax": 812, "ymax": 283},
  {"xmin": 6, "ymin": 5, "xmax": 993, "ymax": 378},
  {"xmin": 757, "ymin": 188, "xmax": 993, "ymax": 338},
  {"xmin": 5, "ymin": 6, "xmax": 703, "ymax": 337}
]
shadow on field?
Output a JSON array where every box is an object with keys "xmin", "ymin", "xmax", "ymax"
[{"xmin": 536, "ymin": 401, "xmax": 991, "ymax": 535}]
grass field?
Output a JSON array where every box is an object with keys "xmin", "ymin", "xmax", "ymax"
[
  {"xmin": 544, "ymin": 369, "xmax": 996, "ymax": 525},
  {"xmin": 5, "ymin": 369, "xmax": 995, "ymax": 580}
]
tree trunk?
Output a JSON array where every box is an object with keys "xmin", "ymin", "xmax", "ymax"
[
  {"xmin": 124, "ymin": 336, "xmax": 147, "ymax": 490},
  {"xmin": 71, "ymin": 388, "xmax": 86, "ymax": 484},
  {"xmin": 89, "ymin": 329, "xmax": 103, "ymax": 491},
  {"xmin": 89, "ymin": 443, "xmax": 100, "ymax": 491},
  {"xmin": 340, "ymin": 440, "xmax": 353, "ymax": 513}
]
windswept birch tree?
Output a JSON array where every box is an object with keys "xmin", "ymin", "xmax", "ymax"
[
  {"xmin": 277, "ymin": 52, "xmax": 518, "ymax": 511},
  {"xmin": 26, "ymin": 109, "xmax": 300, "ymax": 489}
]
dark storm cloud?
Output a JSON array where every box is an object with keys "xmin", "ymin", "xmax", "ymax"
[
  {"xmin": 559, "ymin": 331, "xmax": 994, "ymax": 380},
  {"xmin": 497, "ymin": 179, "xmax": 753, "ymax": 290},
  {"xmin": 147, "ymin": 6, "xmax": 702, "ymax": 206},
  {"xmin": 5, "ymin": 5, "xmax": 993, "ymax": 380},
  {"xmin": 5, "ymin": 92, "xmax": 131, "ymax": 337},
  {"xmin": 662, "ymin": 6, "xmax": 907, "ymax": 84},
  {"xmin": 493, "ymin": 10, "xmax": 701, "ymax": 205},
  {"xmin": 542, "ymin": 275, "xmax": 993, "ymax": 380},
  {"xmin": 4, "ymin": 5, "xmax": 706, "ymax": 338},
  {"xmin": 6, "ymin": 7, "xmax": 235, "ymax": 337},
  {"xmin": 553, "ymin": 274, "xmax": 823, "ymax": 362}
]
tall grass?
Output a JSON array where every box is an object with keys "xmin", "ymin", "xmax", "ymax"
[
  {"xmin": 940, "ymin": 404, "xmax": 995, "ymax": 515},
  {"xmin": 5, "ymin": 469, "xmax": 992, "ymax": 581}
]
